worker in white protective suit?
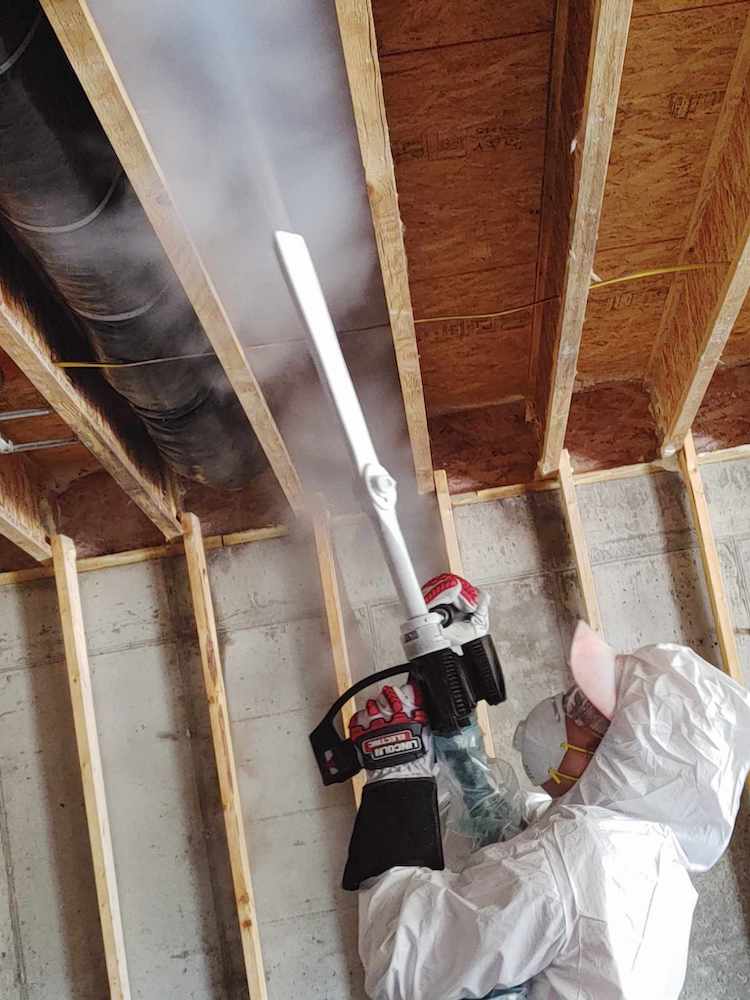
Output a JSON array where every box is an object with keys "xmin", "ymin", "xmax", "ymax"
[{"xmin": 342, "ymin": 574, "xmax": 750, "ymax": 1000}]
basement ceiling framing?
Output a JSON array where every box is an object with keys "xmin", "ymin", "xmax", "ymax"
[
  {"xmin": 337, "ymin": 0, "xmax": 750, "ymax": 494},
  {"xmin": 0, "ymin": 0, "xmax": 304, "ymax": 570},
  {"xmin": 1, "ymin": 0, "xmax": 750, "ymax": 557}
]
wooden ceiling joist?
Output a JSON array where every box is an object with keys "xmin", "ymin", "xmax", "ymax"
[
  {"xmin": 40, "ymin": 0, "xmax": 305, "ymax": 514},
  {"xmin": 0, "ymin": 298, "xmax": 181, "ymax": 540},
  {"xmin": 0, "ymin": 451, "xmax": 52, "ymax": 561},
  {"xmin": 649, "ymin": 14, "xmax": 750, "ymax": 457},
  {"xmin": 531, "ymin": 0, "xmax": 633, "ymax": 477},
  {"xmin": 334, "ymin": 0, "xmax": 434, "ymax": 494}
]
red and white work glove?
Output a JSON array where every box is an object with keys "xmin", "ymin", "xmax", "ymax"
[
  {"xmin": 343, "ymin": 681, "xmax": 444, "ymax": 889},
  {"xmin": 422, "ymin": 572, "xmax": 491, "ymax": 651},
  {"xmin": 348, "ymin": 681, "xmax": 435, "ymax": 781}
]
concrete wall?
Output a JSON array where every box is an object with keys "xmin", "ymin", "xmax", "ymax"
[{"xmin": 0, "ymin": 460, "xmax": 749, "ymax": 998}]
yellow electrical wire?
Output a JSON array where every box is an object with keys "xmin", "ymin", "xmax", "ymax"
[
  {"xmin": 52, "ymin": 261, "xmax": 726, "ymax": 369},
  {"xmin": 55, "ymin": 350, "xmax": 215, "ymax": 369},
  {"xmin": 412, "ymin": 261, "xmax": 726, "ymax": 326}
]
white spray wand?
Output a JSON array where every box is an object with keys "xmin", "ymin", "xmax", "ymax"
[{"xmin": 274, "ymin": 230, "xmax": 448, "ymax": 661}]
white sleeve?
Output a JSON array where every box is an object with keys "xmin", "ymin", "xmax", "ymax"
[{"xmin": 358, "ymin": 834, "xmax": 566, "ymax": 1000}]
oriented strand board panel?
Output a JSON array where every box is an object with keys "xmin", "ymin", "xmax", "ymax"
[
  {"xmin": 633, "ymin": 1, "xmax": 728, "ymax": 15},
  {"xmin": 576, "ymin": 240, "xmax": 681, "ymax": 383},
  {"xmin": 429, "ymin": 400, "xmax": 538, "ymax": 492},
  {"xmin": 380, "ymin": 32, "xmax": 549, "ymax": 289},
  {"xmin": 597, "ymin": 5, "xmax": 746, "ymax": 252},
  {"xmin": 374, "ymin": 1, "xmax": 553, "ymax": 54},
  {"xmin": 650, "ymin": 64, "xmax": 750, "ymax": 448},
  {"xmin": 418, "ymin": 314, "xmax": 528, "ymax": 415},
  {"xmin": 693, "ymin": 363, "xmax": 750, "ymax": 453},
  {"xmin": 565, "ymin": 382, "xmax": 660, "ymax": 472},
  {"xmin": 577, "ymin": 2, "xmax": 748, "ymax": 385},
  {"xmin": 375, "ymin": 13, "xmax": 552, "ymax": 415}
]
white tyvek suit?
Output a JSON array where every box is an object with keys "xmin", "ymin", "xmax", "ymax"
[{"xmin": 358, "ymin": 644, "xmax": 750, "ymax": 999}]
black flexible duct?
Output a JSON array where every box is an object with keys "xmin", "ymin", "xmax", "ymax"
[{"xmin": 0, "ymin": 0, "xmax": 266, "ymax": 489}]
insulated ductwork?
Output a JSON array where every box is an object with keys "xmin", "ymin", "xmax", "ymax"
[{"xmin": 0, "ymin": 0, "xmax": 266, "ymax": 489}]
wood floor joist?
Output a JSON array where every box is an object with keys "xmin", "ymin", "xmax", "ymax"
[
  {"xmin": 0, "ymin": 451, "xmax": 52, "ymax": 562},
  {"xmin": 334, "ymin": 0, "xmax": 434, "ymax": 494},
  {"xmin": 0, "ymin": 299, "xmax": 180, "ymax": 540},
  {"xmin": 434, "ymin": 469, "xmax": 496, "ymax": 759},
  {"xmin": 534, "ymin": 0, "xmax": 633, "ymax": 476},
  {"xmin": 312, "ymin": 498, "xmax": 363, "ymax": 805},
  {"xmin": 40, "ymin": 0, "xmax": 305, "ymax": 515},
  {"xmin": 649, "ymin": 13, "xmax": 750, "ymax": 456},
  {"xmin": 51, "ymin": 534, "xmax": 131, "ymax": 1000},
  {"xmin": 557, "ymin": 450, "xmax": 602, "ymax": 633},
  {"xmin": 181, "ymin": 513, "xmax": 267, "ymax": 1000},
  {"xmin": 677, "ymin": 433, "xmax": 742, "ymax": 685}
]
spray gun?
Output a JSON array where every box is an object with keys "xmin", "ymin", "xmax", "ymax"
[{"xmin": 274, "ymin": 232, "xmax": 506, "ymax": 787}]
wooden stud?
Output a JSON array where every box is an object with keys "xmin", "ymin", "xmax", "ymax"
[
  {"xmin": 557, "ymin": 451, "xmax": 602, "ymax": 633},
  {"xmin": 0, "ymin": 300, "xmax": 180, "ymax": 540},
  {"xmin": 40, "ymin": 0, "xmax": 304, "ymax": 515},
  {"xmin": 311, "ymin": 498, "xmax": 363, "ymax": 805},
  {"xmin": 334, "ymin": 0, "xmax": 434, "ymax": 494},
  {"xmin": 450, "ymin": 456, "xmax": 680, "ymax": 507},
  {"xmin": 434, "ymin": 470, "xmax": 496, "ymax": 758},
  {"xmin": 534, "ymin": 0, "xmax": 633, "ymax": 476},
  {"xmin": 0, "ymin": 452, "xmax": 52, "ymax": 561},
  {"xmin": 649, "ymin": 15, "xmax": 750, "ymax": 456},
  {"xmin": 678, "ymin": 433, "xmax": 743, "ymax": 685},
  {"xmin": 51, "ymin": 535, "xmax": 131, "ymax": 1000},
  {"xmin": 181, "ymin": 514, "xmax": 267, "ymax": 1000},
  {"xmin": 0, "ymin": 524, "xmax": 288, "ymax": 588}
]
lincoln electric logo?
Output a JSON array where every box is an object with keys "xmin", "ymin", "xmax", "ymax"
[{"xmin": 363, "ymin": 729, "xmax": 421, "ymax": 760}]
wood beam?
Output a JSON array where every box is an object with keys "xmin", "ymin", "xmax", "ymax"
[
  {"xmin": 0, "ymin": 452, "xmax": 52, "ymax": 561},
  {"xmin": 180, "ymin": 513, "xmax": 267, "ymax": 1000},
  {"xmin": 311, "ymin": 498, "xmax": 363, "ymax": 805},
  {"xmin": 557, "ymin": 451, "xmax": 602, "ymax": 633},
  {"xmin": 533, "ymin": 0, "xmax": 633, "ymax": 476},
  {"xmin": 0, "ymin": 298, "xmax": 180, "ymax": 539},
  {"xmin": 41, "ymin": 0, "xmax": 304, "ymax": 515},
  {"xmin": 51, "ymin": 535, "xmax": 131, "ymax": 1000},
  {"xmin": 334, "ymin": 0, "xmax": 434, "ymax": 494},
  {"xmin": 434, "ymin": 470, "xmax": 496, "ymax": 758},
  {"xmin": 649, "ymin": 15, "xmax": 750, "ymax": 455},
  {"xmin": 678, "ymin": 433, "xmax": 742, "ymax": 685}
]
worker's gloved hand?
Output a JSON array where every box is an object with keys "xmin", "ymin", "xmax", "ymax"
[
  {"xmin": 349, "ymin": 681, "xmax": 435, "ymax": 780},
  {"xmin": 422, "ymin": 572, "xmax": 491, "ymax": 651},
  {"xmin": 343, "ymin": 681, "xmax": 443, "ymax": 890}
]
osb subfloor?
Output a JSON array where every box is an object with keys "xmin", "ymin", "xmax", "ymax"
[
  {"xmin": 0, "ymin": 466, "xmax": 291, "ymax": 571},
  {"xmin": 430, "ymin": 400, "xmax": 538, "ymax": 492},
  {"xmin": 565, "ymin": 382, "xmax": 660, "ymax": 472},
  {"xmin": 693, "ymin": 363, "xmax": 750, "ymax": 454},
  {"xmin": 435, "ymin": 382, "xmax": 662, "ymax": 493}
]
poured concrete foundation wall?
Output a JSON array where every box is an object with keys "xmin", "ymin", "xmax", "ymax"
[{"xmin": 0, "ymin": 461, "xmax": 749, "ymax": 999}]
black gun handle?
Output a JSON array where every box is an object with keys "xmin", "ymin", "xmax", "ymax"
[{"xmin": 309, "ymin": 663, "xmax": 411, "ymax": 785}]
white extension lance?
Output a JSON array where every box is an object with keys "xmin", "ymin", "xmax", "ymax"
[{"xmin": 274, "ymin": 230, "xmax": 449, "ymax": 663}]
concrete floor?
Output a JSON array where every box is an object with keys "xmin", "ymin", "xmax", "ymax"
[{"xmin": 0, "ymin": 458, "xmax": 748, "ymax": 997}]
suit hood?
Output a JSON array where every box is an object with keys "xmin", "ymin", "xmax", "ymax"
[{"xmin": 563, "ymin": 643, "xmax": 750, "ymax": 872}]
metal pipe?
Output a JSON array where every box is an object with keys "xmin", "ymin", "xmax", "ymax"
[
  {"xmin": 0, "ymin": 407, "xmax": 52, "ymax": 421},
  {"xmin": 0, "ymin": 433, "xmax": 76, "ymax": 453}
]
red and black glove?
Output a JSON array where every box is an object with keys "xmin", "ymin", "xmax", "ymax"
[
  {"xmin": 349, "ymin": 682, "xmax": 432, "ymax": 778},
  {"xmin": 343, "ymin": 682, "xmax": 443, "ymax": 890},
  {"xmin": 422, "ymin": 572, "xmax": 491, "ymax": 650}
]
